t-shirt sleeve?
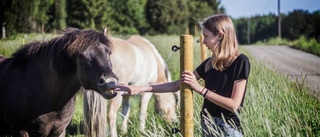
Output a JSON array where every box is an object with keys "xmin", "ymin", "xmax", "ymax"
[{"xmin": 234, "ymin": 54, "xmax": 250, "ymax": 80}]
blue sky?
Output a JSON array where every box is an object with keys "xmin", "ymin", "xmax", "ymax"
[{"xmin": 220, "ymin": 0, "xmax": 320, "ymax": 18}]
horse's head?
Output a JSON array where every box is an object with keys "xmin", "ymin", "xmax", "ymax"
[{"xmin": 67, "ymin": 29, "xmax": 118, "ymax": 99}]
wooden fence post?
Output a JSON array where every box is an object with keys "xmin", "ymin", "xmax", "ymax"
[
  {"xmin": 180, "ymin": 35, "xmax": 194, "ymax": 137},
  {"xmin": 200, "ymin": 34, "xmax": 207, "ymax": 61}
]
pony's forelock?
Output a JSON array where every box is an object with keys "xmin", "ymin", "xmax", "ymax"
[{"xmin": 66, "ymin": 30, "xmax": 113, "ymax": 56}]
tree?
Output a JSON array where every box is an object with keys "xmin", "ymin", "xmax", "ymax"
[
  {"xmin": 108, "ymin": 0, "xmax": 149, "ymax": 34},
  {"xmin": 252, "ymin": 14, "xmax": 278, "ymax": 43},
  {"xmin": 56, "ymin": 0, "xmax": 67, "ymax": 31},
  {"xmin": 145, "ymin": 0, "xmax": 189, "ymax": 34},
  {"xmin": 66, "ymin": 0, "xmax": 110, "ymax": 31},
  {"xmin": 188, "ymin": 0, "xmax": 225, "ymax": 35},
  {"xmin": 34, "ymin": 0, "xmax": 54, "ymax": 33},
  {"xmin": 310, "ymin": 10, "xmax": 320, "ymax": 41},
  {"xmin": 0, "ymin": 0, "xmax": 40, "ymax": 35},
  {"xmin": 233, "ymin": 17, "xmax": 249, "ymax": 44},
  {"xmin": 282, "ymin": 10, "xmax": 311, "ymax": 40}
]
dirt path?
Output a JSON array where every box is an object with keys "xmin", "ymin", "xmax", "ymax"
[{"xmin": 242, "ymin": 45, "xmax": 320, "ymax": 97}]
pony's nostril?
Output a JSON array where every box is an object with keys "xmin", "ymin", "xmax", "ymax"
[
  {"xmin": 99, "ymin": 77, "xmax": 105, "ymax": 86},
  {"xmin": 109, "ymin": 81, "xmax": 116, "ymax": 87}
]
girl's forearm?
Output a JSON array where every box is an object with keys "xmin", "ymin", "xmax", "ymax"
[{"xmin": 147, "ymin": 80, "xmax": 180, "ymax": 93}]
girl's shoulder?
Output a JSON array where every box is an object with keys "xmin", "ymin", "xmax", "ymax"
[
  {"xmin": 238, "ymin": 53, "xmax": 248, "ymax": 58},
  {"xmin": 236, "ymin": 54, "xmax": 249, "ymax": 62},
  {"xmin": 230, "ymin": 54, "xmax": 250, "ymax": 67}
]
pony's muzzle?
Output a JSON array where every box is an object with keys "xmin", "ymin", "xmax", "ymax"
[
  {"xmin": 99, "ymin": 77, "xmax": 118, "ymax": 89},
  {"xmin": 97, "ymin": 76, "xmax": 118, "ymax": 99}
]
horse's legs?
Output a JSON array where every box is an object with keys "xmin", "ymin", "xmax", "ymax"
[
  {"xmin": 120, "ymin": 95, "xmax": 130, "ymax": 133},
  {"xmin": 108, "ymin": 93, "xmax": 123, "ymax": 137},
  {"xmin": 174, "ymin": 90, "xmax": 181, "ymax": 108},
  {"xmin": 139, "ymin": 92, "xmax": 153, "ymax": 130}
]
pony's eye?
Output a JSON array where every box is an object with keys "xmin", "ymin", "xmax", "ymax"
[
  {"xmin": 104, "ymin": 49, "xmax": 111, "ymax": 55},
  {"xmin": 78, "ymin": 54, "xmax": 86, "ymax": 59}
]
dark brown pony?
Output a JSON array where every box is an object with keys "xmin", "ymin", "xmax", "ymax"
[{"xmin": 0, "ymin": 29, "xmax": 118, "ymax": 137}]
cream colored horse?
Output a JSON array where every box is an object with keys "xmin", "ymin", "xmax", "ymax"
[{"xmin": 83, "ymin": 35, "xmax": 178, "ymax": 137}]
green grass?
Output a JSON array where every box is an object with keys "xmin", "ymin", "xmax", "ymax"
[
  {"xmin": 240, "ymin": 57, "xmax": 320, "ymax": 137},
  {"xmin": 0, "ymin": 33, "xmax": 59, "ymax": 56},
  {"xmin": 292, "ymin": 36, "xmax": 320, "ymax": 57},
  {"xmin": 252, "ymin": 36, "xmax": 320, "ymax": 58},
  {"xmin": 254, "ymin": 37, "xmax": 292, "ymax": 46},
  {"xmin": 0, "ymin": 33, "xmax": 319, "ymax": 137}
]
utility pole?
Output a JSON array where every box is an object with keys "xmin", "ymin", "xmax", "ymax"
[
  {"xmin": 278, "ymin": 0, "xmax": 281, "ymax": 38},
  {"xmin": 247, "ymin": 17, "xmax": 250, "ymax": 45},
  {"xmin": 2, "ymin": 22, "xmax": 5, "ymax": 39}
]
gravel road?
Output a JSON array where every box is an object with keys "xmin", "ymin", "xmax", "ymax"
[{"xmin": 242, "ymin": 45, "xmax": 320, "ymax": 97}]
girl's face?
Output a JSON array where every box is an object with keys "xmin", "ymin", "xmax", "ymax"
[{"xmin": 202, "ymin": 27, "xmax": 221, "ymax": 52}]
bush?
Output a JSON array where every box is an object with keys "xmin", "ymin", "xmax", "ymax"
[
  {"xmin": 254, "ymin": 37, "xmax": 291, "ymax": 45},
  {"xmin": 293, "ymin": 36, "xmax": 320, "ymax": 56}
]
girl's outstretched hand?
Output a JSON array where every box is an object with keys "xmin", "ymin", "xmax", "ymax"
[{"xmin": 114, "ymin": 83, "xmax": 140, "ymax": 96}]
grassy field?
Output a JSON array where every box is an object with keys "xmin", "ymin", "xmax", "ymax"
[{"xmin": 1, "ymin": 34, "xmax": 319, "ymax": 137}]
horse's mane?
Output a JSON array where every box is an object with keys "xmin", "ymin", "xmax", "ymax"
[{"xmin": 11, "ymin": 29, "xmax": 113, "ymax": 71}]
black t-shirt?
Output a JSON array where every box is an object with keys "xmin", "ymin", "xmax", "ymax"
[{"xmin": 196, "ymin": 54, "xmax": 250, "ymax": 127}]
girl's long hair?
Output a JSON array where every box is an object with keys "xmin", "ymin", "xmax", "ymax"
[{"xmin": 201, "ymin": 14, "xmax": 239, "ymax": 71}]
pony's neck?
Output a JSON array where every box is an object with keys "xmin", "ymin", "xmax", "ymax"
[{"xmin": 46, "ymin": 70, "xmax": 81, "ymax": 109}]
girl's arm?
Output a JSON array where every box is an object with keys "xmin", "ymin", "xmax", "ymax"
[
  {"xmin": 148, "ymin": 80, "xmax": 180, "ymax": 93},
  {"xmin": 114, "ymin": 80, "xmax": 180, "ymax": 96},
  {"xmin": 201, "ymin": 79, "xmax": 247, "ymax": 112}
]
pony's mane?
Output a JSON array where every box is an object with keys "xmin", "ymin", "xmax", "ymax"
[{"xmin": 11, "ymin": 29, "xmax": 113, "ymax": 69}]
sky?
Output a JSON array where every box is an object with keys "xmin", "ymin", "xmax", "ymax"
[{"xmin": 220, "ymin": 0, "xmax": 320, "ymax": 18}]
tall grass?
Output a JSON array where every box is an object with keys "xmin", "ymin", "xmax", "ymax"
[
  {"xmin": 1, "ymin": 34, "xmax": 319, "ymax": 137},
  {"xmin": 292, "ymin": 36, "xmax": 320, "ymax": 57},
  {"xmin": 254, "ymin": 37, "xmax": 291, "ymax": 46},
  {"xmin": 241, "ymin": 58, "xmax": 320, "ymax": 137},
  {"xmin": 253, "ymin": 36, "xmax": 320, "ymax": 57}
]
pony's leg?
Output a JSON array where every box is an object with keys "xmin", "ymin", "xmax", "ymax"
[
  {"xmin": 120, "ymin": 95, "xmax": 131, "ymax": 133},
  {"xmin": 174, "ymin": 90, "xmax": 181, "ymax": 108},
  {"xmin": 139, "ymin": 92, "xmax": 153, "ymax": 130},
  {"xmin": 108, "ymin": 93, "xmax": 123, "ymax": 137}
]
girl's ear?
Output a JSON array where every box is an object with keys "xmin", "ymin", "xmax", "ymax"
[{"xmin": 219, "ymin": 33, "xmax": 224, "ymax": 40}]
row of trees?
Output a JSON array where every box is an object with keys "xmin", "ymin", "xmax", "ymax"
[
  {"xmin": 0, "ymin": 0, "xmax": 223, "ymax": 36},
  {"xmin": 235, "ymin": 10, "xmax": 320, "ymax": 44},
  {"xmin": 1, "ymin": 0, "xmax": 319, "ymax": 44}
]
